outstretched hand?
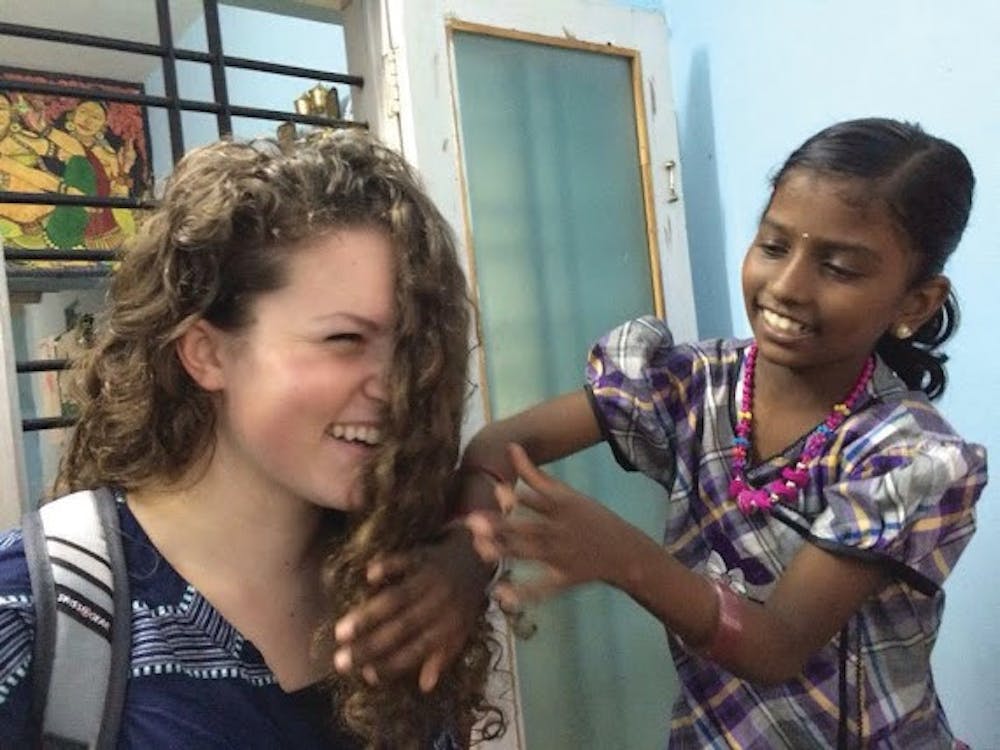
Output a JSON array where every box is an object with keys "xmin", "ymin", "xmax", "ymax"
[
  {"xmin": 464, "ymin": 442, "xmax": 643, "ymax": 610},
  {"xmin": 331, "ymin": 526, "xmax": 488, "ymax": 693}
]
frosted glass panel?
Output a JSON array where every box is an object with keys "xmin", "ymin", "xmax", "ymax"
[{"xmin": 453, "ymin": 31, "xmax": 678, "ymax": 750}]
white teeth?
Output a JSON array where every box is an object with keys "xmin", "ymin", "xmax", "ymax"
[
  {"xmin": 329, "ymin": 424, "xmax": 381, "ymax": 446},
  {"xmin": 761, "ymin": 308, "xmax": 809, "ymax": 334}
]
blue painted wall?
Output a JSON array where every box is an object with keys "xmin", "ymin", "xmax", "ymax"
[{"xmin": 649, "ymin": 1, "xmax": 999, "ymax": 744}]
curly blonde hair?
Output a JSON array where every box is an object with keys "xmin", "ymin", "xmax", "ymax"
[{"xmin": 56, "ymin": 128, "xmax": 502, "ymax": 747}]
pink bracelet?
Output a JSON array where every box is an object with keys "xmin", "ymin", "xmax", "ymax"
[{"xmin": 697, "ymin": 579, "xmax": 745, "ymax": 664}]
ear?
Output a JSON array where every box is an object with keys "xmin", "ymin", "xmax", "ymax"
[
  {"xmin": 176, "ymin": 319, "xmax": 228, "ymax": 392},
  {"xmin": 893, "ymin": 274, "xmax": 950, "ymax": 337}
]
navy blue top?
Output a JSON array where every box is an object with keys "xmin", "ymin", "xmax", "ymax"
[{"xmin": 0, "ymin": 497, "xmax": 453, "ymax": 749}]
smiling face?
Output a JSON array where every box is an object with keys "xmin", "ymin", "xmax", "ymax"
[
  {"xmin": 71, "ymin": 100, "xmax": 107, "ymax": 139},
  {"xmin": 741, "ymin": 168, "xmax": 939, "ymax": 384},
  {"xmin": 208, "ymin": 225, "xmax": 396, "ymax": 512}
]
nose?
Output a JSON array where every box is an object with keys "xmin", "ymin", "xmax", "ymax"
[
  {"xmin": 362, "ymin": 358, "xmax": 389, "ymax": 403},
  {"xmin": 768, "ymin": 249, "xmax": 813, "ymax": 304}
]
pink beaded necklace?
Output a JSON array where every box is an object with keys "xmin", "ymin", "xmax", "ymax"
[{"xmin": 729, "ymin": 343, "xmax": 876, "ymax": 514}]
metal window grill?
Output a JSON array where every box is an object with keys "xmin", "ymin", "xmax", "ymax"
[{"xmin": 0, "ymin": 0, "xmax": 364, "ymax": 434}]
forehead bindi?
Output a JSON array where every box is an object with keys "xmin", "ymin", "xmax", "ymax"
[{"xmin": 769, "ymin": 171, "xmax": 915, "ymax": 259}]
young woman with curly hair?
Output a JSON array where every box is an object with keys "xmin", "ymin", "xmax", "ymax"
[{"xmin": 0, "ymin": 128, "xmax": 502, "ymax": 748}]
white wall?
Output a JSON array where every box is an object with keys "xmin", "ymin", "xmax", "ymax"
[{"xmin": 656, "ymin": 1, "xmax": 1000, "ymax": 744}]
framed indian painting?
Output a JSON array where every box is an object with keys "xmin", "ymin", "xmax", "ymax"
[{"xmin": 0, "ymin": 66, "xmax": 153, "ymax": 260}]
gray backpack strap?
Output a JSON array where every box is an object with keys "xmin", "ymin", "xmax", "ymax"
[
  {"xmin": 22, "ymin": 505, "xmax": 55, "ymax": 742},
  {"xmin": 24, "ymin": 489, "xmax": 131, "ymax": 750}
]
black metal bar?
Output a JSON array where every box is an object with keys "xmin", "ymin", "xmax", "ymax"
[
  {"xmin": 22, "ymin": 416, "xmax": 76, "ymax": 432},
  {"xmin": 0, "ymin": 21, "xmax": 166, "ymax": 57},
  {"xmin": 155, "ymin": 0, "xmax": 185, "ymax": 163},
  {"xmin": 203, "ymin": 0, "xmax": 232, "ymax": 136},
  {"xmin": 5, "ymin": 249, "xmax": 116, "ymax": 262},
  {"xmin": 176, "ymin": 52, "xmax": 364, "ymax": 88},
  {"xmin": 0, "ymin": 191, "xmax": 156, "ymax": 210},
  {"xmin": 0, "ymin": 82, "xmax": 217, "ymax": 118},
  {"xmin": 0, "ymin": 80, "xmax": 361, "ymax": 131},
  {"xmin": 16, "ymin": 359, "xmax": 70, "ymax": 373},
  {"xmin": 4, "ymin": 266, "xmax": 110, "ymax": 279},
  {"xmin": 0, "ymin": 78, "xmax": 187, "ymax": 109},
  {"xmin": 0, "ymin": 21, "xmax": 364, "ymax": 89},
  {"xmin": 221, "ymin": 56, "xmax": 364, "ymax": 88}
]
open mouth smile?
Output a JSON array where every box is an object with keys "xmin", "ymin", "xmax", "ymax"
[
  {"xmin": 327, "ymin": 424, "xmax": 382, "ymax": 446},
  {"xmin": 759, "ymin": 307, "xmax": 814, "ymax": 336}
]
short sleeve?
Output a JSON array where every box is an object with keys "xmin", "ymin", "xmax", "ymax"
[
  {"xmin": 585, "ymin": 316, "xmax": 688, "ymax": 484},
  {"xmin": 811, "ymin": 437, "xmax": 987, "ymax": 590},
  {"xmin": 0, "ymin": 527, "xmax": 36, "ymax": 746}
]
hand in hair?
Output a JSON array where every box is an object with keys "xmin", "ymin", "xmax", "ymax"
[
  {"xmin": 332, "ymin": 527, "xmax": 490, "ymax": 692},
  {"xmin": 464, "ymin": 442, "xmax": 650, "ymax": 608}
]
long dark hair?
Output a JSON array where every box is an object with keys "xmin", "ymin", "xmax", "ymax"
[{"xmin": 772, "ymin": 118, "xmax": 974, "ymax": 399}]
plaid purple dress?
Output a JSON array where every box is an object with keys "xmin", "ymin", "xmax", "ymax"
[{"xmin": 586, "ymin": 317, "xmax": 987, "ymax": 749}]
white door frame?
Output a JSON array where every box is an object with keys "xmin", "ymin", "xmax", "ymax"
[{"xmin": 0, "ymin": 242, "xmax": 28, "ymax": 528}]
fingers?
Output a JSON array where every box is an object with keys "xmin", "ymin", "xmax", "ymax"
[
  {"xmin": 463, "ymin": 512, "xmax": 506, "ymax": 563},
  {"xmin": 506, "ymin": 443, "xmax": 558, "ymax": 514},
  {"xmin": 338, "ymin": 605, "xmax": 467, "ymax": 689},
  {"xmin": 334, "ymin": 591, "xmax": 397, "ymax": 645},
  {"xmin": 335, "ymin": 550, "xmax": 425, "ymax": 642},
  {"xmin": 492, "ymin": 572, "xmax": 566, "ymax": 610},
  {"xmin": 333, "ymin": 555, "xmax": 424, "ymax": 645},
  {"xmin": 365, "ymin": 553, "xmax": 411, "ymax": 586},
  {"xmin": 334, "ymin": 586, "xmax": 444, "ymax": 679},
  {"xmin": 494, "ymin": 481, "xmax": 519, "ymax": 516},
  {"xmin": 418, "ymin": 649, "xmax": 449, "ymax": 693},
  {"xmin": 363, "ymin": 636, "xmax": 461, "ymax": 693},
  {"xmin": 464, "ymin": 512, "xmax": 551, "ymax": 565},
  {"xmin": 333, "ymin": 546, "xmax": 479, "ymax": 689}
]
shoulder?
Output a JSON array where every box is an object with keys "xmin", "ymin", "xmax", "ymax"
[
  {"xmin": 814, "ymin": 371, "xmax": 986, "ymax": 569},
  {"xmin": 842, "ymin": 364, "xmax": 986, "ymax": 482},
  {"xmin": 584, "ymin": 319, "xmax": 746, "ymax": 477},
  {"xmin": 588, "ymin": 315, "xmax": 745, "ymax": 383}
]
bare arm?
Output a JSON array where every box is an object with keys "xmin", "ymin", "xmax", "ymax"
[
  {"xmin": 459, "ymin": 389, "xmax": 602, "ymax": 511},
  {"xmin": 0, "ymin": 155, "xmax": 62, "ymax": 192},
  {"xmin": 621, "ymin": 511, "xmax": 886, "ymax": 684},
  {"xmin": 471, "ymin": 445, "xmax": 888, "ymax": 685},
  {"xmin": 45, "ymin": 127, "xmax": 85, "ymax": 157}
]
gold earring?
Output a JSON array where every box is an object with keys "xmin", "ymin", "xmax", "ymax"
[{"xmin": 894, "ymin": 323, "xmax": 913, "ymax": 340}]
